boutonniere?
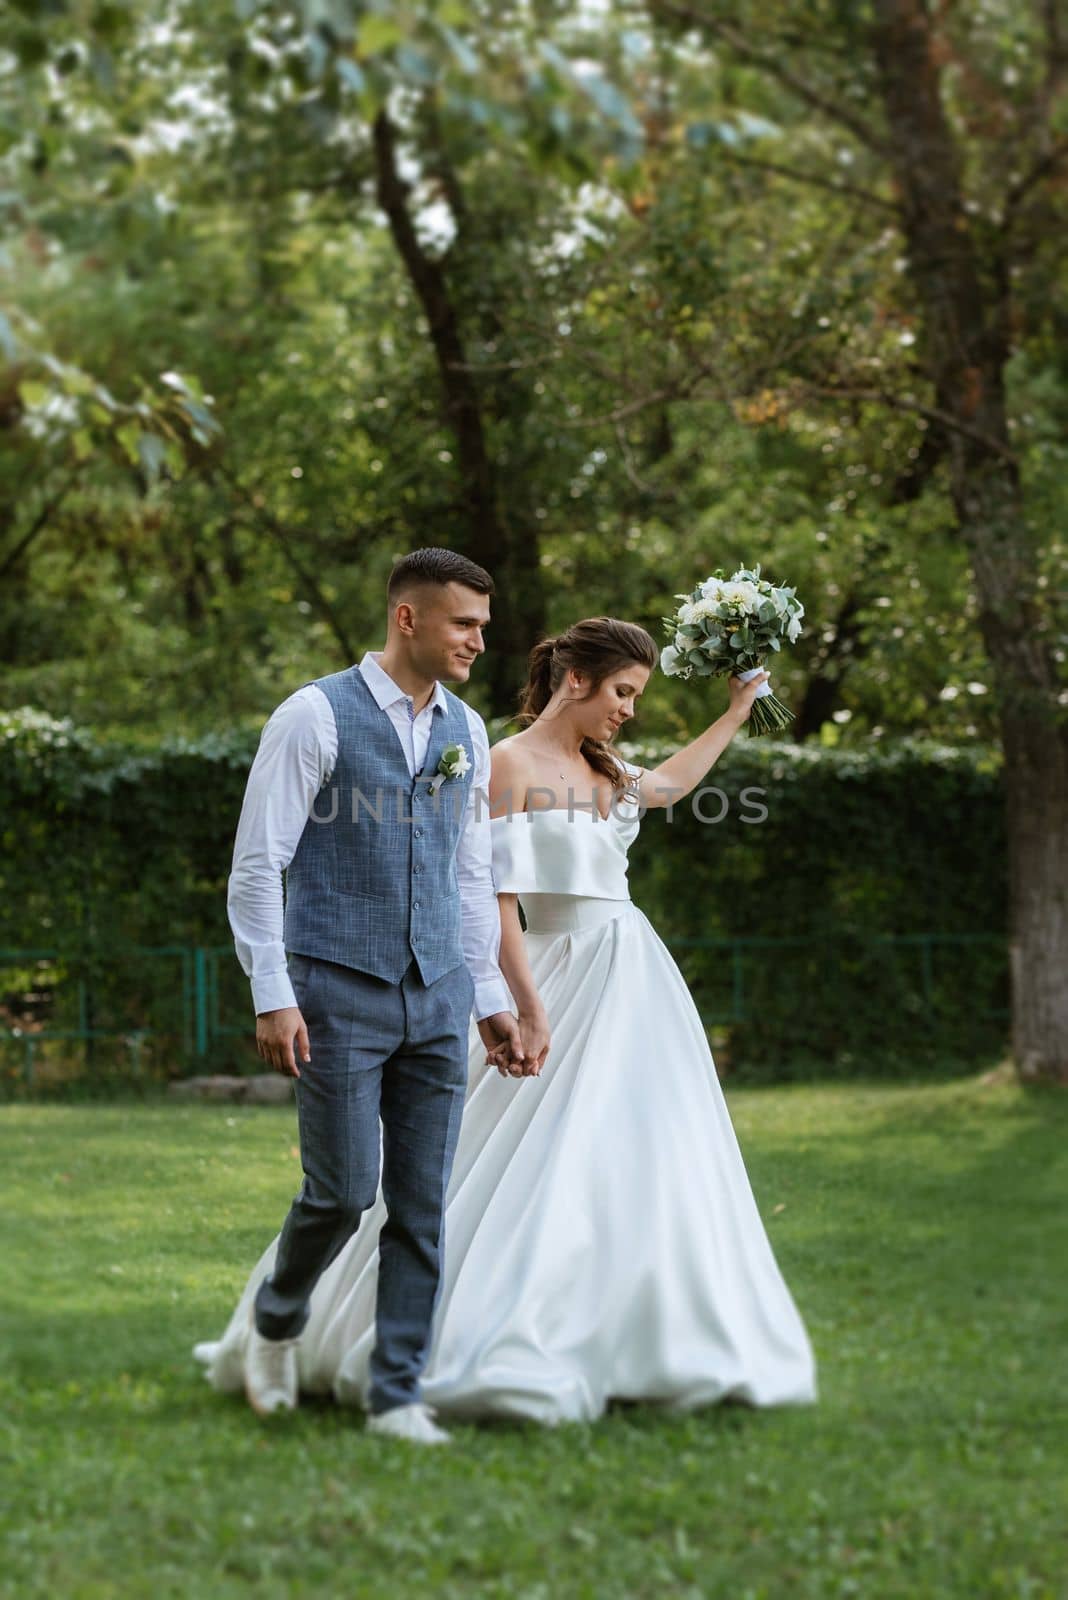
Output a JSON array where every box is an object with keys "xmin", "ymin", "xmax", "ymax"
[{"xmin": 428, "ymin": 742, "xmax": 472, "ymax": 797}]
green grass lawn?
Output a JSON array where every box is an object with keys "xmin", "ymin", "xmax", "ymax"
[{"xmin": 2, "ymin": 1074, "xmax": 1066, "ymax": 1599}]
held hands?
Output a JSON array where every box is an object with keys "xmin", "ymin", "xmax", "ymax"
[
  {"xmin": 256, "ymin": 1005, "xmax": 310, "ymax": 1078},
  {"xmin": 727, "ymin": 670, "xmax": 770, "ymax": 726},
  {"xmin": 478, "ymin": 1009, "xmax": 548, "ymax": 1079},
  {"xmin": 477, "ymin": 1011, "xmax": 525, "ymax": 1077}
]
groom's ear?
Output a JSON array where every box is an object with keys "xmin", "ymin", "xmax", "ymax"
[{"xmin": 392, "ymin": 600, "xmax": 417, "ymax": 637}]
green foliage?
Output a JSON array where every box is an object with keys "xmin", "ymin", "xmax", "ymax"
[
  {"xmin": 6, "ymin": 0, "xmax": 1063, "ymax": 736},
  {"xmin": 622, "ymin": 734, "xmax": 1007, "ymax": 1076},
  {"xmin": 0, "ymin": 707, "xmax": 257, "ymax": 1085},
  {"xmin": 3, "ymin": 0, "xmax": 1064, "ymax": 1080},
  {"xmin": 0, "ymin": 709, "xmax": 1006, "ymax": 1087}
]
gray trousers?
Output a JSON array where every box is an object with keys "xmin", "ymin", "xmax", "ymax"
[{"xmin": 254, "ymin": 953, "xmax": 473, "ymax": 1414}]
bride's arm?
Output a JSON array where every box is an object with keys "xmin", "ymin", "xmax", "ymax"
[
  {"xmin": 638, "ymin": 672, "xmax": 769, "ymax": 809},
  {"xmin": 496, "ymin": 896, "xmax": 550, "ymax": 1074},
  {"xmin": 487, "ymin": 739, "xmax": 550, "ymax": 1074}
]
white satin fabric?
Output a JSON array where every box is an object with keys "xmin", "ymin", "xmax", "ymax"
[{"xmin": 194, "ymin": 780, "xmax": 818, "ymax": 1421}]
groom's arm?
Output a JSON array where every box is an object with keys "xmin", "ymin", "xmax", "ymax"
[
  {"xmin": 455, "ymin": 709, "xmax": 514, "ymax": 1025},
  {"xmin": 227, "ymin": 686, "xmax": 337, "ymax": 1018}
]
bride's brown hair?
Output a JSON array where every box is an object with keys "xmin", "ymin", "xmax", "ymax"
[{"xmin": 517, "ymin": 618, "xmax": 658, "ymax": 791}]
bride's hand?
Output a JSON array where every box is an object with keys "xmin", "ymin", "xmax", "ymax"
[
  {"xmin": 518, "ymin": 1008, "xmax": 551, "ymax": 1077},
  {"xmin": 727, "ymin": 670, "xmax": 769, "ymax": 725}
]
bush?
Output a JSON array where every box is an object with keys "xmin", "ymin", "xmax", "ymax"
[
  {"xmin": 621, "ymin": 734, "xmax": 1007, "ymax": 1076},
  {"xmin": 0, "ymin": 708, "xmax": 256, "ymax": 1089},
  {"xmin": 0, "ymin": 708, "xmax": 1007, "ymax": 1088}
]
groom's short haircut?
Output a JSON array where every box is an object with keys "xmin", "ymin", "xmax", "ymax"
[{"xmin": 388, "ymin": 547, "xmax": 495, "ymax": 604}]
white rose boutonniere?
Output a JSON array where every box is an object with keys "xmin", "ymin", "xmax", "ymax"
[{"xmin": 428, "ymin": 742, "xmax": 472, "ymax": 798}]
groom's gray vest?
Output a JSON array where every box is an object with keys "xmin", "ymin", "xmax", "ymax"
[{"xmin": 283, "ymin": 666, "xmax": 475, "ymax": 986}]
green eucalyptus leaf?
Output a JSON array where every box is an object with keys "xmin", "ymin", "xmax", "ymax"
[
  {"xmin": 137, "ymin": 433, "xmax": 167, "ymax": 482},
  {"xmin": 437, "ymin": 23, "xmax": 478, "ymax": 74},
  {"xmin": 395, "ymin": 44, "xmax": 437, "ymax": 86},
  {"xmin": 337, "ymin": 57, "xmax": 365, "ymax": 92}
]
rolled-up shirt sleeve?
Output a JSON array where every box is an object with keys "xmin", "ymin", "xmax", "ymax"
[
  {"xmin": 456, "ymin": 710, "xmax": 511, "ymax": 1021},
  {"xmin": 227, "ymin": 685, "xmax": 337, "ymax": 1016}
]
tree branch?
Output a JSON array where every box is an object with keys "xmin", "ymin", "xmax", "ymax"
[
  {"xmin": 214, "ymin": 466, "xmax": 359, "ymax": 664},
  {"xmin": 371, "ymin": 109, "xmax": 498, "ymax": 558},
  {"xmin": 566, "ymin": 382, "xmax": 691, "ymax": 430},
  {"xmin": 613, "ymin": 418, "xmax": 674, "ymax": 498},
  {"xmin": 1033, "ymin": 0, "xmax": 1068, "ymax": 143},
  {"xmin": 648, "ymin": 0, "xmax": 892, "ymax": 157},
  {"xmin": 0, "ymin": 473, "xmax": 78, "ymax": 583},
  {"xmin": 1002, "ymin": 132, "xmax": 1068, "ymax": 226},
  {"xmin": 419, "ymin": 95, "xmax": 469, "ymax": 247},
  {"xmin": 371, "ymin": 108, "xmax": 544, "ymax": 714},
  {"xmin": 712, "ymin": 147, "xmax": 897, "ymax": 213},
  {"xmin": 788, "ymin": 383, "xmax": 1019, "ymax": 464}
]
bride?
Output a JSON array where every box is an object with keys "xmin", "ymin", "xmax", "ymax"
[{"xmin": 196, "ymin": 617, "xmax": 817, "ymax": 1423}]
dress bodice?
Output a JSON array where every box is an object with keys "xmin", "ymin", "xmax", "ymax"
[{"xmin": 489, "ymin": 760, "xmax": 642, "ymax": 920}]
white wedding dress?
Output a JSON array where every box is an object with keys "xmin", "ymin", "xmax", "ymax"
[{"xmin": 195, "ymin": 768, "xmax": 818, "ymax": 1421}]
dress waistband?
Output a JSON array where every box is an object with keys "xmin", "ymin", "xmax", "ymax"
[{"xmin": 521, "ymin": 894, "xmax": 633, "ymax": 936}]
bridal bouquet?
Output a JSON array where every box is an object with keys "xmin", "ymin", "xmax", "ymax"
[{"xmin": 660, "ymin": 565, "xmax": 804, "ymax": 737}]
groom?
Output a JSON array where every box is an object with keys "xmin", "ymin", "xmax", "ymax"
[{"xmin": 227, "ymin": 547, "xmax": 528, "ymax": 1443}]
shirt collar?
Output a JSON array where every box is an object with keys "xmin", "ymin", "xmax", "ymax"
[{"xmin": 358, "ymin": 652, "xmax": 448, "ymax": 717}]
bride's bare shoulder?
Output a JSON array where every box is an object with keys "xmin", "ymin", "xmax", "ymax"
[
  {"xmin": 489, "ymin": 732, "xmax": 531, "ymax": 767},
  {"xmin": 489, "ymin": 734, "xmax": 534, "ymax": 815}
]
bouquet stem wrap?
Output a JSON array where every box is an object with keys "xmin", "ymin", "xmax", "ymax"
[{"xmin": 736, "ymin": 666, "xmax": 795, "ymax": 738}]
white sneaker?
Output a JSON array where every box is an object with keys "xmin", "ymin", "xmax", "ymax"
[
  {"xmin": 244, "ymin": 1307, "xmax": 299, "ymax": 1417},
  {"xmin": 365, "ymin": 1402, "xmax": 451, "ymax": 1445}
]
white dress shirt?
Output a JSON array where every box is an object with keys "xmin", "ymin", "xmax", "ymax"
[{"xmin": 227, "ymin": 652, "xmax": 511, "ymax": 1022}]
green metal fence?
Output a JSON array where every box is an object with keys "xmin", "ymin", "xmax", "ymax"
[
  {"xmin": 671, "ymin": 931, "xmax": 1010, "ymax": 1027},
  {"xmin": 0, "ymin": 944, "xmax": 249, "ymax": 1084},
  {"xmin": 0, "ymin": 933, "xmax": 1009, "ymax": 1086}
]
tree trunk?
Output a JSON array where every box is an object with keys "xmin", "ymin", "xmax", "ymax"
[
  {"xmin": 791, "ymin": 587, "xmax": 864, "ymax": 740},
  {"xmin": 1003, "ymin": 689, "xmax": 1068, "ymax": 1083},
  {"xmin": 872, "ymin": 0, "xmax": 1068, "ymax": 1082},
  {"xmin": 372, "ymin": 111, "xmax": 543, "ymax": 716}
]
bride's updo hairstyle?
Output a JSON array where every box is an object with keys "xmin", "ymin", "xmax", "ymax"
[{"xmin": 517, "ymin": 618, "xmax": 658, "ymax": 791}]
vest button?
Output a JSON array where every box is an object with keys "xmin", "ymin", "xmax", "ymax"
[
  {"xmin": 414, "ymin": 827, "xmax": 423, "ymax": 838},
  {"xmin": 412, "ymin": 900, "xmax": 421, "ymax": 911}
]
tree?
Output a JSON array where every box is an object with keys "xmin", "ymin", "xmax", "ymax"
[
  {"xmin": 4, "ymin": 0, "xmax": 1063, "ymax": 1086},
  {"xmin": 644, "ymin": 0, "xmax": 1067, "ymax": 1082},
  {"xmin": 4, "ymin": 0, "xmax": 1008, "ymax": 741}
]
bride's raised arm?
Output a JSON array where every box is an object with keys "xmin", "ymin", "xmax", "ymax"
[{"xmin": 636, "ymin": 671, "xmax": 769, "ymax": 810}]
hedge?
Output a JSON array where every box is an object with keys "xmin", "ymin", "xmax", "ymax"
[{"xmin": 0, "ymin": 707, "xmax": 1007, "ymax": 1088}]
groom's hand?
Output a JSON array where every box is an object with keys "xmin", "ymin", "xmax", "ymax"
[
  {"xmin": 256, "ymin": 1006, "xmax": 310, "ymax": 1078},
  {"xmin": 478, "ymin": 1012, "xmax": 526, "ymax": 1079}
]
